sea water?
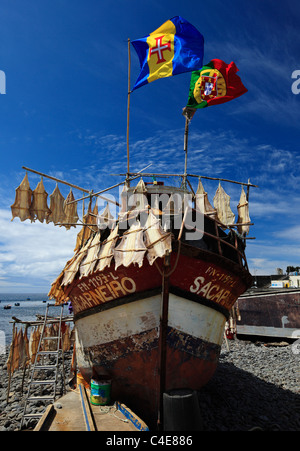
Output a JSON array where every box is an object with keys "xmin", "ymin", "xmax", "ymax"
[{"xmin": 0, "ymin": 293, "xmax": 53, "ymax": 352}]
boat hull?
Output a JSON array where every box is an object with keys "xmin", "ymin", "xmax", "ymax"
[
  {"xmin": 75, "ymin": 292, "xmax": 225, "ymax": 428},
  {"xmin": 70, "ymin": 247, "xmax": 251, "ymax": 428},
  {"xmin": 236, "ymin": 289, "xmax": 300, "ymax": 339}
]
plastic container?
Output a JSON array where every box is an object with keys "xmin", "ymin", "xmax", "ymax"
[{"xmin": 90, "ymin": 379, "xmax": 111, "ymax": 406}]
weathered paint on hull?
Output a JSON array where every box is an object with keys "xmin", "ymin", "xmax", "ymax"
[
  {"xmin": 69, "ymin": 247, "xmax": 251, "ymax": 428},
  {"xmin": 75, "ymin": 293, "xmax": 225, "ymax": 428},
  {"xmin": 237, "ymin": 289, "xmax": 300, "ymax": 339}
]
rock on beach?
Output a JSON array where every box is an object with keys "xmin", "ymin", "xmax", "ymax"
[
  {"xmin": 0, "ymin": 349, "xmax": 73, "ymax": 431},
  {"xmin": 0, "ymin": 338, "xmax": 299, "ymax": 431}
]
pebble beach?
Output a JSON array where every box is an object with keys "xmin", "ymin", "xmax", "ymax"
[{"xmin": 0, "ymin": 338, "xmax": 299, "ymax": 431}]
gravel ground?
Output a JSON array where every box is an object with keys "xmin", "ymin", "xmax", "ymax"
[
  {"xmin": 198, "ymin": 338, "xmax": 300, "ymax": 431},
  {"xmin": 0, "ymin": 350, "xmax": 73, "ymax": 431},
  {"xmin": 0, "ymin": 338, "xmax": 299, "ymax": 431}
]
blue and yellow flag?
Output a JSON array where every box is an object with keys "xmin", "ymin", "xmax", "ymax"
[{"xmin": 131, "ymin": 16, "xmax": 204, "ymax": 91}]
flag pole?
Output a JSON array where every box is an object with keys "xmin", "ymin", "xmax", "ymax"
[
  {"xmin": 183, "ymin": 116, "xmax": 190, "ymax": 188},
  {"xmin": 182, "ymin": 108, "xmax": 196, "ymax": 189},
  {"xmin": 126, "ymin": 38, "xmax": 131, "ymax": 187}
]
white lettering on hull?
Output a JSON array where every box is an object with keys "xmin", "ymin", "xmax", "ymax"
[{"xmin": 189, "ymin": 266, "xmax": 238, "ymax": 307}]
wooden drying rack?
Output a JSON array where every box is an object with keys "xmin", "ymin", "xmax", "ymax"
[
  {"xmin": 21, "ymin": 166, "xmax": 256, "ymax": 238},
  {"xmin": 22, "ymin": 166, "xmax": 121, "ymax": 208}
]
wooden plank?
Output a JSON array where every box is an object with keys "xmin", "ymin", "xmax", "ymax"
[
  {"xmin": 114, "ymin": 172, "xmax": 258, "ymax": 188},
  {"xmin": 79, "ymin": 384, "xmax": 97, "ymax": 431},
  {"xmin": 116, "ymin": 402, "xmax": 149, "ymax": 431},
  {"xmin": 33, "ymin": 404, "xmax": 55, "ymax": 431},
  {"xmin": 237, "ymin": 324, "xmax": 300, "ymax": 339}
]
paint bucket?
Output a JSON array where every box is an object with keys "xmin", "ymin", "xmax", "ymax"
[{"xmin": 90, "ymin": 379, "xmax": 111, "ymax": 406}]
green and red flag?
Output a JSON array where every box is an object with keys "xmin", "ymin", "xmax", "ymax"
[{"xmin": 183, "ymin": 59, "xmax": 247, "ymax": 114}]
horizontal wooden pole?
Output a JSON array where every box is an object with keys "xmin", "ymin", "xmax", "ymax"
[
  {"xmin": 22, "ymin": 166, "xmax": 120, "ymax": 206},
  {"xmin": 22, "ymin": 166, "xmax": 90, "ymax": 193},
  {"xmin": 112, "ymin": 172, "xmax": 258, "ymax": 188}
]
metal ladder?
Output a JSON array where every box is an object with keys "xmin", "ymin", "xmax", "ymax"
[{"xmin": 20, "ymin": 303, "xmax": 66, "ymax": 429}]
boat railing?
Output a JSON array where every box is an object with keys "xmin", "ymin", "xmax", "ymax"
[{"xmin": 183, "ymin": 209, "xmax": 249, "ymax": 271}]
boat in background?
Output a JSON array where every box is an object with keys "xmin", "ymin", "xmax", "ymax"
[
  {"xmin": 4, "ymin": 304, "xmax": 12, "ymax": 310},
  {"xmin": 236, "ymin": 288, "xmax": 300, "ymax": 339}
]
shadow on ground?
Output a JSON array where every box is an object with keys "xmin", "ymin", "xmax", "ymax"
[{"xmin": 197, "ymin": 361, "xmax": 300, "ymax": 431}]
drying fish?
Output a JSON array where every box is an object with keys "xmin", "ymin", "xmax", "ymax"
[
  {"xmin": 48, "ymin": 269, "xmax": 69, "ymax": 304},
  {"xmin": 144, "ymin": 210, "xmax": 172, "ymax": 265},
  {"xmin": 74, "ymin": 200, "xmax": 98, "ymax": 251},
  {"xmin": 43, "ymin": 326, "xmax": 50, "ymax": 351},
  {"xmin": 213, "ymin": 182, "xmax": 235, "ymax": 226},
  {"xmin": 6, "ymin": 328, "xmax": 16, "ymax": 374},
  {"xmin": 114, "ymin": 221, "xmax": 147, "ymax": 270},
  {"xmin": 28, "ymin": 327, "xmax": 34, "ymax": 361},
  {"xmin": 62, "ymin": 189, "xmax": 79, "ymax": 230},
  {"xmin": 30, "ymin": 326, "xmax": 41, "ymax": 364},
  {"xmin": 62, "ymin": 239, "xmax": 91, "ymax": 286},
  {"xmin": 195, "ymin": 178, "xmax": 217, "ymax": 219},
  {"xmin": 96, "ymin": 225, "xmax": 119, "ymax": 272},
  {"xmin": 11, "ymin": 173, "xmax": 33, "ymax": 222},
  {"xmin": 130, "ymin": 179, "xmax": 148, "ymax": 213},
  {"xmin": 97, "ymin": 203, "xmax": 115, "ymax": 230},
  {"xmin": 237, "ymin": 187, "xmax": 251, "ymax": 236},
  {"xmin": 79, "ymin": 231, "xmax": 101, "ymax": 278},
  {"xmin": 47, "ymin": 184, "xmax": 65, "ymax": 225},
  {"xmin": 30, "ymin": 178, "xmax": 51, "ymax": 223},
  {"xmin": 18, "ymin": 328, "xmax": 25, "ymax": 369},
  {"xmin": 11, "ymin": 329, "xmax": 21, "ymax": 373},
  {"xmin": 23, "ymin": 326, "xmax": 30, "ymax": 367},
  {"xmin": 63, "ymin": 324, "xmax": 71, "ymax": 352}
]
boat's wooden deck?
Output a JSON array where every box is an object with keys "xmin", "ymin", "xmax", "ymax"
[{"xmin": 34, "ymin": 384, "xmax": 148, "ymax": 431}]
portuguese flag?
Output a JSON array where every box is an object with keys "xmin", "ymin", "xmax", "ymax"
[{"xmin": 184, "ymin": 59, "xmax": 247, "ymax": 111}]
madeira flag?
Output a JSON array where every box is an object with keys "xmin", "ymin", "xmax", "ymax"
[
  {"xmin": 131, "ymin": 16, "xmax": 204, "ymax": 91},
  {"xmin": 184, "ymin": 59, "xmax": 247, "ymax": 112}
]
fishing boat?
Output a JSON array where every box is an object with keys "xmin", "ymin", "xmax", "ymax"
[
  {"xmin": 46, "ymin": 165, "xmax": 254, "ymax": 428},
  {"xmin": 12, "ymin": 127, "xmax": 255, "ymax": 430},
  {"xmin": 4, "ymin": 304, "xmax": 12, "ymax": 310},
  {"xmin": 11, "ymin": 18, "xmax": 255, "ymax": 429}
]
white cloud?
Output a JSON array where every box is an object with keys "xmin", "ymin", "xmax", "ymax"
[
  {"xmin": 0, "ymin": 209, "xmax": 78, "ymax": 292},
  {"xmin": 275, "ymin": 225, "xmax": 300, "ymax": 242},
  {"xmin": 247, "ymin": 239, "xmax": 300, "ymax": 276}
]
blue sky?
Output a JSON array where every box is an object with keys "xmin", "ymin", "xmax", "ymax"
[{"xmin": 0, "ymin": 0, "xmax": 300, "ymax": 292}]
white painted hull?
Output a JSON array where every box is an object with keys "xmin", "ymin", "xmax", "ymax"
[{"xmin": 75, "ymin": 293, "xmax": 226, "ymax": 373}]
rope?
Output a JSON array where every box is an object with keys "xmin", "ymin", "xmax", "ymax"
[
  {"xmin": 165, "ymin": 240, "xmax": 182, "ymax": 277},
  {"xmin": 99, "ymin": 405, "xmax": 129, "ymax": 423}
]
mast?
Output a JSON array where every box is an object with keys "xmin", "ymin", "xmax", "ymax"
[
  {"xmin": 182, "ymin": 108, "xmax": 196, "ymax": 189},
  {"xmin": 126, "ymin": 38, "xmax": 131, "ymax": 186},
  {"xmin": 182, "ymin": 116, "xmax": 190, "ymax": 189},
  {"xmin": 157, "ymin": 253, "xmax": 171, "ymax": 430}
]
